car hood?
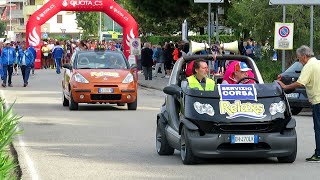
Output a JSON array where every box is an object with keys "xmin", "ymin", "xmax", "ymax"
[{"xmin": 75, "ymin": 69, "xmax": 130, "ymax": 83}]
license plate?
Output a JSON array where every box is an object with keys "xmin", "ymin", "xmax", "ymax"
[
  {"xmin": 230, "ymin": 135, "xmax": 258, "ymax": 144},
  {"xmin": 98, "ymin": 88, "xmax": 114, "ymax": 93},
  {"xmin": 286, "ymin": 93, "xmax": 299, "ymax": 99}
]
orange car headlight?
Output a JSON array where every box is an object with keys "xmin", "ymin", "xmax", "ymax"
[
  {"xmin": 74, "ymin": 73, "xmax": 89, "ymax": 84},
  {"xmin": 122, "ymin": 73, "xmax": 134, "ymax": 84}
]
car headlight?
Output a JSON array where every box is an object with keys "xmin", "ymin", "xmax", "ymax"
[
  {"xmin": 74, "ymin": 73, "xmax": 89, "ymax": 83},
  {"xmin": 122, "ymin": 73, "xmax": 134, "ymax": 83},
  {"xmin": 193, "ymin": 102, "xmax": 215, "ymax": 116},
  {"xmin": 269, "ymin": 101, "xmax": 286, "ymax": 115}
]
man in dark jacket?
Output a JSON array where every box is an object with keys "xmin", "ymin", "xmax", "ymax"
[{"xmin": 141, "ymin": 42, "xmax": 154, "ymax": 80}]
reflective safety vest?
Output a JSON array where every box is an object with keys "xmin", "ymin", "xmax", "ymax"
[{"xmin": 187, "ymin": 75, "xmax": 215, "ymax": 91}]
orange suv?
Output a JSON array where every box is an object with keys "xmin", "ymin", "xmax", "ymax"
[{"xmin": 62, "ymin": 50, "xmax": 138, "ymax": 110}]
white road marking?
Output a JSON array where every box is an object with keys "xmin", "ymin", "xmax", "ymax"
[{"xmin": 0, "ymin": 90, "xmax": 39, "ymax": 180}]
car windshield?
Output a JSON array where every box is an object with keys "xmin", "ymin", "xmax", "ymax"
[
  {"xmin": 76, "ymin": 52, "xmax": 127, "ymax": 69},
  {"xmin": 285, "ymin": 61, "xmax": 303, "ymax": 73}
]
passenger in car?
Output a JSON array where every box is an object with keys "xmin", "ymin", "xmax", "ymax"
[
  {"xmin": 222, "ymin": 61, "xmax": 255, "ymax": 84},
  {"xmin": 186, "ymin": 59, "xmax": 215, "ymax": 91}
]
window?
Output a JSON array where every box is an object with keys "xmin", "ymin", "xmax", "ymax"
[
  {"xmin": 19, "ymin": 18, "xmax": 24, "ymax": 26},
  {"xmin": 57, "ymin": 15, "xmax": 62, "ymax": 23},
  {"xmin": 30, "ymin": 0, "xmax": 35, "ymax": 5}
]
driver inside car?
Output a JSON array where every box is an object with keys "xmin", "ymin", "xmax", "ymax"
[
  {"xmin": 222, "ymin": 61, "xmax": 255, "ymax": 84},
  {"xmin": 186, "ymin": 59, "xmax": 215, "ymax": 91}
]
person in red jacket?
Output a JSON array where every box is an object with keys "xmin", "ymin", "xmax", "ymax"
[{"xmin": 222, "ymin": 61, "xmax": 255, "ymax": 84}]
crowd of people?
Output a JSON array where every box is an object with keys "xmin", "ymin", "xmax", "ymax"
[{"xmin": 0, "ymin": 38, "xmax": 123, "ymax": 87}]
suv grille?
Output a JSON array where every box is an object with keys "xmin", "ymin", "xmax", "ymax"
[
  {"xmin": 91, "ymin": 94, "xmax": 122, "ymax": 100},
  {"xmin": 193, "ymin": 119, "xmax": 286, "ymax": 133}
]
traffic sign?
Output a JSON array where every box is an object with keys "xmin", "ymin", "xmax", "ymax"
[
  {"xmin": 269, "ymin": 0, "xmax": 320, "ymax": 5},
  {"xmin": 274, "ymin": 22, "xmax": 294, "ymax": 50},
  {"xmin": 42, "ymin": 33, "xmax": 48, "ymax": 39},
  {"xmin": 130, "ymin": 38, "xmax": 141, "ymax": 56}
]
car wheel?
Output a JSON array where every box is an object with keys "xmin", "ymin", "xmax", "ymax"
[
  {"xmin": 62, "ymin": 92, "xmax": 69, "ymax": 106},
  {"xmin": 291, "ymin": 107, "xmax": 302, "ymax": 115},
  {"xmin": 277, "ymin": 129, "xmax": 297, "ymax": 163},
  {"xmin": 69, "ymin": 92, "xmax": 78, "ymax": 110},
  {"xmin": 180, "ymin": 126, "xmax": 198, "ymax": 165},
  {"xmin": 127, "ymin": 98, "xmax": 137, "ymax": 110},
  {"xmin": 156, "ymin": 120, "xmax": 174, "ymax": 155}
]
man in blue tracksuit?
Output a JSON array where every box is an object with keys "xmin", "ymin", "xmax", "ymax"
[
  {"xmin": 18, "ymin": 43, "xmax": 35, "ymax": 87},
  {"xmin": 28, "ymin": 45, "xmax": 36, "ymax": 75},
  {"xmin": 1, "ymin": 41, "xmax": 16, "ymax": 87},
  {"xmin": 52, "ymin": 42, "xmax": 64, "ymax": 74}
]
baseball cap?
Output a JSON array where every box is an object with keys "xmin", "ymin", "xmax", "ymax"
[
  {"xmin": 4, "ymin": 40, "xmax": 11, "ymax": 44},
  {"xmin": 44, "ymin": 42, "xmax": 48, "ymax": 45},
  {"xmin": 234, "ymin": 62, "xmax": 252, "ymax": 72}
]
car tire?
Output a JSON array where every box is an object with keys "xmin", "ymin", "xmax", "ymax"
[
  {"xmin": 156, "ymin": 120, "xmax": 174, "ymax": 155},
  {"xmin": 277, "ymin": 129, "xmax": 297, "ymax": 163},
  {"xmin": 291, "ymin": 107, "xmax": 302, "ymax": 115},
  {"xmin": 127, "ymin": 98, "xmax": 137, "ymax": 110},
  {"xmin": 69, "ymin": 92, "xmax": 79, "ymax": 110},
  {"xmin": 62, "ymin": 92, "xmax": 69, "ymax": 106},
  {"xmin": 180, "ymin": 126, "xmax": 198, "ymax": 165}
]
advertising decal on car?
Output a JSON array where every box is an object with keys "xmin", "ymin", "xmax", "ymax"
[
  {"xmin": 90, "ymin": 72, "xmax": 120, "ymax": 78},
  {"xmin": 218, "ymin": 84, "xmax": 257, "ymax": 101},
  {"xmin": 219, "ymin": 100, "xmax": 266, "ymax": 119}
]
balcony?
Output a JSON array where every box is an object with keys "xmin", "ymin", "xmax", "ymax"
[
  {"xmin": 24, "ymin": 5, "xmax": 43, "ymax": 16},
  {"xmin": 9, "ymin": 9, "xmax": 24, "ymax": 19},
  {"xmin": 6, "ymin": 0, "xmax": 25, "ymax": 3}
]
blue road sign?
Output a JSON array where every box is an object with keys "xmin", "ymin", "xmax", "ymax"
[{"xmin": 42, "ymin": 33, "xmax": 48, "ymax": 39}]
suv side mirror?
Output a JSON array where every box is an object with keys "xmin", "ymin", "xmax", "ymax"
[
  {"xmin": 163, "ymin": 84, "xmax": 182, "ymax": 97},
  {"xmin": 63, "ymin": 64, "xmax": 72, "ymax": 70}
]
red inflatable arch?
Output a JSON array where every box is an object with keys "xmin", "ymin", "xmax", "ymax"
[{"xmin": 26, "ymin": 0, "xmax": 138, "ymax": 69}]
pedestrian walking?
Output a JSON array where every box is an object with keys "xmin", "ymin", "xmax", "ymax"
[
  {"xmin": 18, "ymin": 43, "xmax": 35, "ymax": 87},
  {"xmin": 52, "ymin": 41, "xmax": 64, "ymax": 74},
  {"xmin": 153, "ymin": 45, "xmax": 166, "ymax": 78},
  {"xmin": 28, "ymin": 45, "xmax": 37, "ymax": 75},
  {"xmin": 141, "ymin": 42, "xmax": 153, "ymax": 80},
  {"xmin": 277, "ymin": 45, "xmax": 320, "ymax": 162},
  {"xmin": 1, "ymin": 41, "xmax": 16, "ymax": 87}
]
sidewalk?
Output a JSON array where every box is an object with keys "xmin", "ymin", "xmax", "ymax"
[{"xmin": 137, "ymin": 71, "xmax": 169, "ymax": 91}]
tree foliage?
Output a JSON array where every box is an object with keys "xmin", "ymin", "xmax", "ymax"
[
  {"xmin": 117, "ymin": 0, "xmax": 230, "ymax": 35},
  {"xmin": 0, "ymin": 21, "xmax": 6, "ymax": 37},
  {"xmin": 75, "ymin": 12, "xmax": 99, "ymax": 37},
  {"xmin": 225, "ymin": 0, "xmax": 320, "ymax": 56}
]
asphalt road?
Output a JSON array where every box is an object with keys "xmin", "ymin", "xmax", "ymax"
[{"xmin": 1, "ymin": 69, "xmax": 319, "ymax": 180}]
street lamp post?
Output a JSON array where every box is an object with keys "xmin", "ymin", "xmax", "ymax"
[{"xmin": 61, "ymin": 28, "xmax": 66, "ymax": 38}]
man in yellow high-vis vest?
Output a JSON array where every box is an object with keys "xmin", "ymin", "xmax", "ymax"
[{"xmin": 187, "ymin": 59, "xmax": 215, "ymax": 91}]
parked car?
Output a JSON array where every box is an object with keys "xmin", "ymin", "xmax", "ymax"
[
  {"xmin": 278, "ymin": 60, "xmax": 313, "ymax": 115},
  {"xmin": 156, "ymin": 55, "xmax": 297, "ymax": 164},
  {"xmin": 62, "ymin": 50, "xmax": 138, "ymax": 110}
]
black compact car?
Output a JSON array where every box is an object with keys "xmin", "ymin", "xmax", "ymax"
[
  {"xmin": 156, "ymin": 55, "xmax": 297, "ymax": 164},
  {"xmin": 278, "ymin": 60, "xmax": 312, "ymax": 115}
]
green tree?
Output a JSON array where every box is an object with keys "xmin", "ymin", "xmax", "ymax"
[
  {"xmin": 75, "ymin": 12, "xmax": 99, "ymax": 38},
  {"xmin": 0, "ymin": 21, "xmax": 6, "ymax": 37},
  {"xmin": 118, "ymin": 0, "xmax": 230, "ymax": 35}
]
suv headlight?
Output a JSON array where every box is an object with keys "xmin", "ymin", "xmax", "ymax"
[
  {"xmin": 193, "ymin": 102, "xmax": 215, "ymax": 116},
  {"xmin": 74, "ymin": 73, "xmax": 89, "ymax": 83},
  {"xmin": 122, "ymin": 73, "xmax": 134, "ymax": 83},
  {"xmin": 269, "ymin": 101, "xmax": 286, "ymax": 115}
]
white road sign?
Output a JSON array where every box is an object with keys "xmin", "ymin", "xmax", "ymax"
[
  {"xmin": 269, "ymin": 0, "xmax": 320, "ymax": 5},
  {"xmin": 130, "ymin": 38, "xmax": 141, "ymax": 56},
  {"xmin": 274, "ymin": 22, "xmax": 294, "ymax": 50}
]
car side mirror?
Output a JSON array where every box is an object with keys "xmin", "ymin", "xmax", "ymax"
[
  {"xmin": 130, "ymin": 64, "xmax": 137, "ymax": 69},
  {"xmin": 63, "ymin": 64, "xmax": 72, "ymax": 70},
  {"xmin": 163, "ymin": 84, "xmax": 182, "ymax": 97}
]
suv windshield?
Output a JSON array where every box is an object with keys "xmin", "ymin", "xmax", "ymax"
[
  {"xmin": 285, "ymin": 61, "xmax": 303, "ymax": 73},
  {"xmin": 76, "ymin": 52, "xmax": 127, "ymax": 69}
]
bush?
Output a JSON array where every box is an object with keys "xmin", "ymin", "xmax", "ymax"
[
  {"xmin": 0, "ymin": 100, "xmax": 21, "ymax": 179},
  {"xmin": 255, "ymin": 59, "xmax": 282, "ymax": 83}
]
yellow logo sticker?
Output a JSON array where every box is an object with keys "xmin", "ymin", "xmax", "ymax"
[
  {"xmin": 90, "ymin": 72, "xmax": 120, "ymax": 78},
  {"xmin": 219, "ymin": 100, "xmax": 266, "ymax": 119}
]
